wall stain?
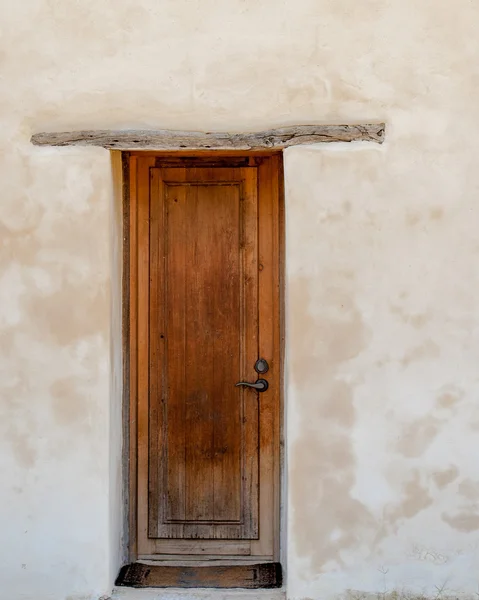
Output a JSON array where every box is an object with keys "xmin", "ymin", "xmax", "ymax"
[
  {"xmin": 430, "ymin": 207, "xmax": 444, "ymax": 220},
  {"xmin": 7, "ymin": 427, "xmax": 37, "ymax": 468},
  {"xmin": 406, "ymin": 212, "xmax": 421, "ymax": 227},
  {"xmin": 441, "ymin": 478, "xmax": 479, "ymax": 531},
  {"xmin": 400, "ymin": 340, "xmax": 440, "ymax": 367},
  {"xmin": 50, "ymin": 377, "xmax": 91, "ymax": 429},
  {"xmin": 374, "ymin": 469, "xmax": 434, "ymax": 544},
  {"xmin": 405, "ymin": 207, "xmax": 444, "ymax": 227},
  {"xmin": 0, "ymin": 166, "xmax": 109, "ymax": 481},
  {"xmin": 321, "ymin": 381, "xmax": 355, "ymax": 428},
  {"xmin": 0, "ymin": 230, "xmax": 41, "ymax": 274},
  {"xmin": 386, "ymin": 470, "xmax": 433, "ymax": 523},
  {"xmin": 390, "ymin": 304, "xmax": 430, "ymax": 329},
  {"xmin": 1, "ymin": 374, "xmax": 38, "ymax": 468},
  {"xmin": 371, "ymin": 471, "xmax": 434, "ymax": 546},
  {"xmin": 19, "ymin": 199, "xmax": 109, "ymax": 345},
  {"xmin": 289, "ymin": 275, "xmax": 375, "ymax": 572},
  {"xmin": 457, "ymin": 479, "xmax": 479, "ymax": 500},
  {"xmin": 319, "ymin": 200, "xmax": 355, "ymax": 224},
  {"xmin": 2, "ymin": 180, "xmax": 109, "ymax": 349},
  {"xmin": 28, "ymin": 282, "xmax": 108, "ymax": 346},
  {"xmin": 436, "ymin": 385, "xmax": 464, "ymax": 409},
  {"xmin": 442, "ymin": 512, "xmax": 479, "ymax": 532},
  {"xmin": 396, "ymin": 416, "xmax": 440, "ymax": 458},
  {"xmin": 432, "ymin": 465, "xmax": 459, "ymax": 489}
]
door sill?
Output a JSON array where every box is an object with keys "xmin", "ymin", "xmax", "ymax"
[
  {"xmin": 115, "ymin": 562, "xmax": 282, "ymax": 589},
  {"xmin": 112, "ymin": 587, "xmax": 286, "ymax": 600}
]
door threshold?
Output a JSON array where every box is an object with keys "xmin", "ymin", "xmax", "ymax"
[
  {"xmin": 116, "ymin": 562, "xmax": 282, "ymax": 589},
  {"xmin": 112, "ymin": 587, "xmax": 286, "ymax": 600}
]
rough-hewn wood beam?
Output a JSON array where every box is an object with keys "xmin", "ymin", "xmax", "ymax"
[{"xmin": 31, "ymin": 124, "xmax": 385, "ymax": 150}]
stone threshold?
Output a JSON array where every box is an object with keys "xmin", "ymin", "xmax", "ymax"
[{"xmin": 110, "ymin": 587, "xmax": 286, "ymax": 600}]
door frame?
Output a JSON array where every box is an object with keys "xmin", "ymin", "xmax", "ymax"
[{"xmin": 122, "ymin": 150, "xmax": 284, "ymax": 564}]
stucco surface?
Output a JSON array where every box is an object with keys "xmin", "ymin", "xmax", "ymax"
[{"xmin": 1, "ymin": 1, "xmax": 479, "ymax": 599}]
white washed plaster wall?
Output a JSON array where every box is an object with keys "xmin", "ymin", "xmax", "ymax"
[
  {"xmin": 110, "ymin": 151, "xmax": 126, "ymax": 585},
  {"xmin": 284, "ymin": 138, "xmax": 479, "ymax": 599},
  {"xmin": 1, "ymin": 1, "xmax": 479, "ymax": 599},
  {"xmin": 0, "ymin": 145, "xmax": 115, "ymax": 600}
]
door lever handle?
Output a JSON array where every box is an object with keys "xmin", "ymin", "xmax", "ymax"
[{"xmin": 235, "ymin": 379, "xmax": 269, "ymax": 392}]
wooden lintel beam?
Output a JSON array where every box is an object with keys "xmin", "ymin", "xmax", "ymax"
[{"xmin": 31, "ymin": 124, "xmax": 385, "ymax": 150}]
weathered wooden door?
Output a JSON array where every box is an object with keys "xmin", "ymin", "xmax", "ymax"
[{"xmin": 129, "ymin": 154, "xmax": 282, "ymax": 561}]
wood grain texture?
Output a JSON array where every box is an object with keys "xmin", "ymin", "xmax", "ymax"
[
  {"xmin": 147, "ymin": 166, "xmax": 259, "ymax": 540},
  {"xmin": 251, "ymin": 154, "xmax": 281, "ymax": 558},
  {"xmin": 136, "ymin": 157, "xmax": 156, "ymax": 556},
  {"xmin": 138, "ymin": 541, "xmax": 252, "ymax": 557},
  {"xmin": 31, "ymin": 124, "xmax": 385, "ymax": 149},
  {"xmin": 127, "ymin": 154, "xmax": 138, "ymax": 562},
  {"xmin": 130, "ymin": 153, "xmax": 282, "ymax": 560},
  {"xmin": 138, "ymin": 554, "xmax": 271, "ymax": 562},
  {"xmin": 116, "ymin": 562, "xmax": 282, "ymax": 589}
]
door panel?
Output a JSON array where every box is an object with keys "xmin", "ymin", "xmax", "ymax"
[
  {"xmin": 131, "ymin": 154, "xmax": 282, "ymax": 559},
  {"xmin": 148, "ymin": 168, "xmax": 259, "ymax": 539}
]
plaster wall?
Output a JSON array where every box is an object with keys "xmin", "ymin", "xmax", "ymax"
[{"xmin": 1, "ymin": 1, "xmax": 479, "ymax": 599}]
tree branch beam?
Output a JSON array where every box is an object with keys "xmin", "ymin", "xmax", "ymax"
[{"xmin": 31, "ymin": 124, "xmax": 385, "ymax": 150}]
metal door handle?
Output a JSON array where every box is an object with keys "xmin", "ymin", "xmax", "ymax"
[{"xmin": 235, "ymin": 379, "xmax": 269, "ymax": 392}]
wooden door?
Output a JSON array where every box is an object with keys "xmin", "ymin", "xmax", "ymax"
[{"xmin": 128, "ymin": 154, "xmax": 282, "ymax": 561}]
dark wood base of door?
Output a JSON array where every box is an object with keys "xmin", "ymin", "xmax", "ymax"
[{"xmin": 116, "ymin": 562, "xmax": 282, "ymax": 589}]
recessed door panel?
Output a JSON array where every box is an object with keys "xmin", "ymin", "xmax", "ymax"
[{"xmin": 148, "ymin": 168, "xmax": 258, "ymax": 540}]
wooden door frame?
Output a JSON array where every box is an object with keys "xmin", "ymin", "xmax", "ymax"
[{"xmin": 122, "ymin": 150, "xmax": 284, "ymax": 564}]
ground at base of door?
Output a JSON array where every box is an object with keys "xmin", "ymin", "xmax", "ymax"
[{"xmin": 110, "ymin": 587, "xmax": 286, "ymax": 600}]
